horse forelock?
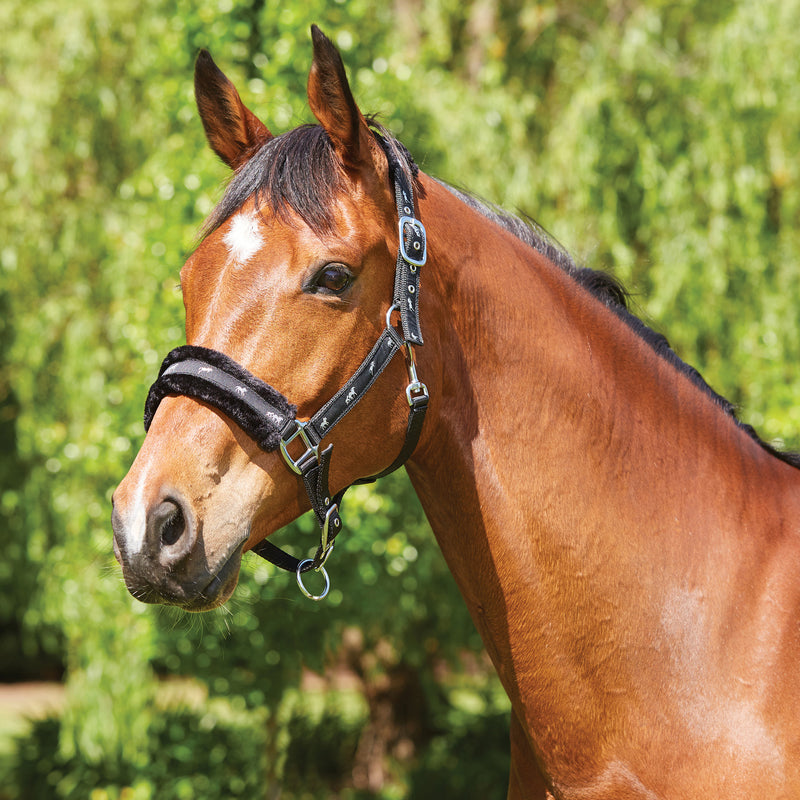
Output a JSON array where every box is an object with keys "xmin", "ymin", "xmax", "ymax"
[
  {"xmin": 202, "ymin": 120, "xmax": 417, "ymax": 240},
  {"xmin": 202, "ymin": 124, "xmax": 344, "ymax": 237}
]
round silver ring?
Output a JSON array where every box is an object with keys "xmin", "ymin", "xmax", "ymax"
[{"xmin": 295, "ymin": 560, "xmax": 330, "ymax": 601}]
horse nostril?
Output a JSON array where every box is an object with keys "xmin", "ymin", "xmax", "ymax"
[
  {"xmin": 160, "ymin": 502, "xmax": 186, "ymax": 547},
  {"xmin": 148, "ymin": 498, "xmax": 191, "ymax": 557}
]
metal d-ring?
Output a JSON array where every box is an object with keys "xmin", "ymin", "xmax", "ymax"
[
  {"xmin": 295, "ymin": 559, "xmax": 331, "ymax": 601},
  {"xmin": 385, "ymin": 302, "xmax": 400, "ymax": 330}
]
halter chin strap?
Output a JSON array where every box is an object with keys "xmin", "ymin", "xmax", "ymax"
[{"xmin": 143, "ymin": 135, "xmax": 428, "ymax": 600}]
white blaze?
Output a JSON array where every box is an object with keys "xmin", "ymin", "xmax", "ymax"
[
  {"xmin": 223, "ymin": 210, "xmax": 264, "ymax": 265},
  {"xmin": 125, "ymin": 452, "xmax": 155, "ymax": 554}
]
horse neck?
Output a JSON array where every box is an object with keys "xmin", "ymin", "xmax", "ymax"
[{"xmin": 406, "ymin": 177, "xmax": 800, "ymax": 718}]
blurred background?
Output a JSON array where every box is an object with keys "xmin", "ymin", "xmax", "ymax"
[{"xmin": 2, "ymin": 0, "xmax": 800, "ymax": 797}]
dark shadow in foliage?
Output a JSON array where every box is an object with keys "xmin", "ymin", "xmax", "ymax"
[
  {"xmin": 0, "ymin": 288, "xmax": 65, "ymax": 683},
  {"xmin": 404, "ymin": 709, "xmax": 511, "ymax": 800},
  {"xmin": 281, "ymin": 692, "xmax": 367, "ymax": 795}
]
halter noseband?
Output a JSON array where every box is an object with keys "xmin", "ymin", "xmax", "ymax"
[{"xmin": 143, "ymin": 135, "xmax": 428, "ymax": 600}]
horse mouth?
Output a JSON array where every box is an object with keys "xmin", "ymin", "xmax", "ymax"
[
  {"xmin": 189, "ymin": 549, "xmax": 244, "ymax": 610},
  {"xmin": 119, "ymin": 544, "xmax": 245, "ymax": 612}
]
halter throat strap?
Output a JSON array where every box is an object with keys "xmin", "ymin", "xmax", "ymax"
[{"xmin": 143, "ymin": 137, "xmax": 427, "ymax": 598}]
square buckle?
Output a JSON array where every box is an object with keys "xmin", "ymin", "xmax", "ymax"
[
  {"xmin": 399, "ymin": 216, "xmax": 427, "ymax": 267},
  {"xmin": 279, "ymin": 420, "xmax": 319, "ymax": 475}
]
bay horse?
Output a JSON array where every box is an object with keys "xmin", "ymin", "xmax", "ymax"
[{"xmin": 112, "ymin": 26, "xmax": 800, "ymax": 799}]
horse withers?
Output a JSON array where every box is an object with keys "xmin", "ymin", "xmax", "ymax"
[{"xmin": 112, "ymin": 26, "xmax": 800, "ymax": 799}]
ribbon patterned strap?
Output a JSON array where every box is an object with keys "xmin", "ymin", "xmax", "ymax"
[
  {"xmin": 306, "ymin": 327, "xmax": 402, "ymax": 442},
  {"xmin": 395, "ymin": 213, "xmax": 426, "ymax": 346},
  {"xmin": 380, "ymin": 136, "xmax": 426, "ymax": 346}
]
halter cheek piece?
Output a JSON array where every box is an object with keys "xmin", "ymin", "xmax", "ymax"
[{"xmin": 143, "ymin": 136, "xmax": 428, "ymax": 600}]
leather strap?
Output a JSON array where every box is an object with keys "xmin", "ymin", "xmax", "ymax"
[
  {"xmin": 379, "ymin": 134, "xmax": 426, "ymax": 345},
  {"xmin": 264, "ymin": 318, "xmax": 425, "ymax": 574},
  {"xmin": 306, "ymin": 326, "xmax": 403, "ymax": 442}
]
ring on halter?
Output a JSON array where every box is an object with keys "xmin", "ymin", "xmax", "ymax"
[{"xmin": 295, "ymin": 559, "xmax": 331, "ymax": 601}]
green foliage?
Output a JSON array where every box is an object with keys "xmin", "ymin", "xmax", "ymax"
[
  {"xmin": 11, "ymin": 701, "xmax": 269, "ymax": 800},
  {"xmin": 6, "ymin": 685, "xmax": 510, "ymax": 800},
  {"xmin": 281, "ymin": 688, "xmax": 369, "ymax": 794},
  {"xmin": 3, "ymin": 0, "xmax": 800, "ymax": 796},
  {"xmin": 406, "ymin": 711, "xmax": 510, "ymax": 799},
  {"xmin": 532, "ymin": 0, "xmax": 800, "ymax": 442}
]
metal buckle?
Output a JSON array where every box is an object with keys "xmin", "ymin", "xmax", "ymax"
[
  {"xmin": 319, "ymin": 504, "xmax": 339, "ymax": 565},
  {"xmin": 279, "ymin": 420, "xmax": 319, "ymax": 475},
  {"xmin": 406, "ymin": 382, "xmax": 429, "ymax": 408},
  {"xmin": 399, "ymin": 216, "xmax": 427, "ymax": 267}
]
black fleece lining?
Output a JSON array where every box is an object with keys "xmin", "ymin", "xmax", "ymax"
[{"xmin": 144, "ymin": 346, "xmax": 296, "ymax": 452}]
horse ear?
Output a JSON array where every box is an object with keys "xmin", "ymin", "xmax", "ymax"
[
  {"xmin": 307, "ymin": 25, "xmax": 373, "ymax": 170},
  {"xmin": 194, "ymin": 49, "xmax": 273, "ymax": 170}
]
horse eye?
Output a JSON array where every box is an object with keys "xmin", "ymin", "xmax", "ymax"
[{"xmin": 313, "ymin": 264, "xmax": 353, "ymax": 295}]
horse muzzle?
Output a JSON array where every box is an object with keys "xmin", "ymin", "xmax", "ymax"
[{"xmin": 111, "ymin": 492, "xmax": 245, "ymax": 611}]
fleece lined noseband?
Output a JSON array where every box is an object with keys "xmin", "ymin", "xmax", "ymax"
[{"xmin": 143, "ymin": 135, "xmax": 428, "ymax": 600}]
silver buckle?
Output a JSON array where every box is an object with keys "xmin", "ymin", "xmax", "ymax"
[
  {"xmin": 319, "ymin": 504, "xmax": 339, "ymax": 565},
  {"xmin": 279, "ymin": 420, "xmax": 319, "ymax": 475},
  {"xmin": 406, "ymin": 381, "xmax": 429, "ymax": 408},
  {"xmin": 399, "ymin": 216, "xmax": 427, "ymax": 267}
]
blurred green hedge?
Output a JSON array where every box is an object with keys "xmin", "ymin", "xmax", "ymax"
[
  {"xmin": 11, "ymin": 705, "xmax": 269, "ymax": 800},
  {"xmin": 6, "ymin": 683, "xmax": 511, "ymax": 799}
]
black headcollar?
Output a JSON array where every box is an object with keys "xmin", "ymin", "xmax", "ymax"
[{"xmin": 143, "ymin": 134, "xmax": 428, "ymax": 600}]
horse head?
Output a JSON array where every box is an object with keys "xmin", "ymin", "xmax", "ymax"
[{"xmin": 112, "ymin": 27, "xmax": 434, "ymax": 610}]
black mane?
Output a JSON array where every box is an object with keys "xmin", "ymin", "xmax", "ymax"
[
  {"xmin": 446, "ymin": 184, "xmax": 800, "ymax": 469},
  {"xmin": 203, "ymin": 120, "xmax": 415, "ymax": 237},
  {"xmin": 204, "ymin": 126, "xmax": 800, "ymax": 469},
  {"xmin": 203, "ymin": 124, "xmax": 347, "ymax": 236}
]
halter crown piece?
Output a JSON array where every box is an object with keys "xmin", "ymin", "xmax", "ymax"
[{"xmin": 143, "ymin": 134, "xmax": 428, "ymax": 600}]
